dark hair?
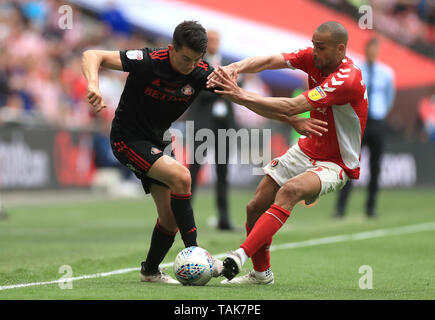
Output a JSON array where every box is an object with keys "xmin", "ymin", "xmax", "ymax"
[
  {"xmin": 365, "ymin": 37, "xmax": 379, "ymax": 49},
  {"xmin": 316, "ymin": 21, "xmax": 348, "ymax": 46},
  {"xmin": 172, "ymin": 20, "xmax": 208, "ymax": 54}
]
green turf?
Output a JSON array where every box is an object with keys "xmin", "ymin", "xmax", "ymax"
[{"xmin": 0, "ymin": 187, "xmax": 434, "ymax": 299}]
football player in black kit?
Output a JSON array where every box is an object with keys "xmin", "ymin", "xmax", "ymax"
[
  {"xmin": 82, "ymin": 20, "xmax": 326, "ymax": 284},
  {"xmin": 82, "ymin": 21, "xmax": 223, "ymax": 284}
]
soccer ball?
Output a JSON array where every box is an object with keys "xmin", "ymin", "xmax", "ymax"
[{"xmin": 173, "ymin": 246, "xmax": 215, "ymax": 286}]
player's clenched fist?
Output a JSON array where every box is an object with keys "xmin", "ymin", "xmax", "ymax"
[{"xmin": 87, "ymin": 84, "xmax": 107, "ymax": 113}]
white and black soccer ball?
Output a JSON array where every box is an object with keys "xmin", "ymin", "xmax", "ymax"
[{"xmin": 173, "ymin": 246, "xmax": 215, "ymax": 286}]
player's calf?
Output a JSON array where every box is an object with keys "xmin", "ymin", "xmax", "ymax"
[
  {"xmin": 170, "ymin": 192, "xmax": 198, "ymax": 247},
  {"xmin": 246, "ymin": 199, "xmax": 269, "ymax": 228}
]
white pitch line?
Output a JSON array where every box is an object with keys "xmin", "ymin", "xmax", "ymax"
[
  {"xmin": 1, "ymin": 221, "xmax": 435, "ymax": 291},
  {"xmin": 270, "ymin": 221, "xmax": 435, "ymax": 251}
]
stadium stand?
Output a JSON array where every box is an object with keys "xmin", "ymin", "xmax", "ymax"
[
  {"xmin": 317, "ymin": 0, "xmax": 435, "ymax": 59},
  {"xmin": 0, "ymin": 0, "xmax": 434, "ymax": 191},
  {"xmin": 0, "ymin": 1, "xmax": 154, "ymax": 128}
]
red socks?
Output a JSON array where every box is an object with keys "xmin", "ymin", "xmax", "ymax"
[
  {"xmin": 246, "ymin": 224, "xmax": 272, "ymax": 272},
  {"xmin": 241, "ymin": 204, "xmax": 291, "ymax": 259}
]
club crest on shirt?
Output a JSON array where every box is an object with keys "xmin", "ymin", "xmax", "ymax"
[
  {"xmin": 126, "ymin": 50, "xmax": 143, "ymax": 60},
  {"xmin": 308, "ymin": 86, "xmax": 326, "ymax": 101},
  {"xmin": 181, "ymin": 84, "xmax": 194, "ymax": 96}
]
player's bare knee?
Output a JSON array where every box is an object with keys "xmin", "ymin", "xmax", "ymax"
[
  {"xmin": 277, "ymin": 181, "xmax": 304, "ymax": 203},
  {"xmin": 169, "ymin": 167, "xmax": 191, "ymax": 193}
]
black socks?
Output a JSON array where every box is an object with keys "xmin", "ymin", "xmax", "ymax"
[
  {"xmin": 170, "ymin": 193, "xmax": 198, "ymax": 247},
  {"xmin": 142, "ymin": 219, "xmax": 176, "ymax": 275},
  {"xmin": 142, "ymin": 193, "xmax": 198, "ymax": 275}
]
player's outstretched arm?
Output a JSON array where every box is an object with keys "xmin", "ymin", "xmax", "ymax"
[
  {"xmin": 210, "ymin": 67, "xmax": 327, "ymax": 136},
  {"xmin": 232, "ymin": 53, "xmax": 288, "ymax": 73},
  {"xmin": 206, "ymin": 54, "xmax": 286, "ymax": 88},
  {"xmin": 81, "ymin": 50, "xmax": 123, "ymax": 112},
  {"xmin": 210, "ymin": 66, "xmax": 328, "ymax": 136},
  {"xmin": 210, "ymin": 66, "xmax": 314, "ymax": 117}
]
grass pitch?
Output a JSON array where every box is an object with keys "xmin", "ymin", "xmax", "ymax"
[{"xmin": 0, "ymin": 187, "xmax": 434, "ymax": 300}]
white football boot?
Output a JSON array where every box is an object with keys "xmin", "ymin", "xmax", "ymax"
[
  {"xmin": 221, "ymin": 270, "xmax": 274, "ymax": 285},
  {"xmin": 140, "ymin": 269, "xmax": 180, "ymax": 284},
  {"xmin": 222, "ymin": 251, "xmax": 244, "ymax": 281},
  {"xmin": 212, "ymin": 257, "xmax": 223, "ymax": 277}
]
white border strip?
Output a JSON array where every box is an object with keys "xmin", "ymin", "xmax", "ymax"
[{"xmin": 1, "ymin": 221, "xmax": 435, "ymax": 291}]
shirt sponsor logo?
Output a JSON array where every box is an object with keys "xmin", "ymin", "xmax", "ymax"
[
  {"xmin": 126, "ymin": 50, "xmax": 143, "ymax": 60},
  {"xmin": 144, "ymin": 87, "xmax": 192, "ymax": 103},
  {"xmin": 308, "ymin": 86, "xmax": 326, "ymax": 101}
]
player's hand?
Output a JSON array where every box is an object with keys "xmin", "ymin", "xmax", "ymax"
[
  {"xmin": 290, "ymin": 117, "xmax": 328, "ymax": 138},
  {"xmin": 87, "ymin": 84, "xmax": 107, "ymax": 113},
  {"xmin": 206, "ymin": 64, "xmax": 238, "ymax": 88},
  {"xmin": 207, "ymin": 66, "xmax": 244, "ymax": 102}
]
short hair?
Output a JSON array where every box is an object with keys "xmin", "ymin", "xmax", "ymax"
[
  {"xmin": 316, "ymin": 21, "xmax": 348, "ymax": 46},
  {"xmin": 365, "ymin": 37, "xmax": 379, "ymax": 49},
  {"xmin": 172, "ymin": 20, "xmax": 208, "ymax": 54}
]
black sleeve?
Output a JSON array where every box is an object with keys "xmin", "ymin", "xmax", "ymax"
[
  {"xmin": 191, "ymin": 61, "xmax": 215, "ymax": 93},
  {"xmin": 119, "ymin": 48, "xmax": 150, "ymax": 74}
]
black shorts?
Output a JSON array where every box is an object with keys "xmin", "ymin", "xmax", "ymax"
[{"xmin": 111, "ymin": 139, "xmax": 171, "ymax": 194}]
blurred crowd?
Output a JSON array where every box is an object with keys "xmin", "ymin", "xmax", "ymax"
[
  {"xmin": 319, "ymin": 0, "xmax": 435, "ymax": 58},
  {"xmin": 0, "ymin": 1, "xmax": 273, "ymax": 131},
  {"xmin": 0, "ymin": 0, "xmax": 274, "ymax": 194},
  {"xmin": 1, "ymin": 0, "xmax": 432, "ymax": 139},
  {"xmin": 0, "ymin": 0, "xmax": 157, "ymax": 129}
]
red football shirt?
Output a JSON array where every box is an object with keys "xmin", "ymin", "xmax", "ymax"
[{"xmin": 282, "ymin": 47, "xmax": 368, "ymax": 179}]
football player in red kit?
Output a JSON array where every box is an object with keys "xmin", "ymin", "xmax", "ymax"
[{"xmin": 208, "ymin": 21, "xmax": 368, "ymax": 284}]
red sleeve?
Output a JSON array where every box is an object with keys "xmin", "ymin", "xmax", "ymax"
[{"xmin": 281, "ymin": 47, "xmax": 312, "ymax": 72}]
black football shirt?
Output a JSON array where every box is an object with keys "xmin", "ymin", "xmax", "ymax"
[{"xmin": 111, "ymin": 47, "xmax": 214, "ymax": 148}]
